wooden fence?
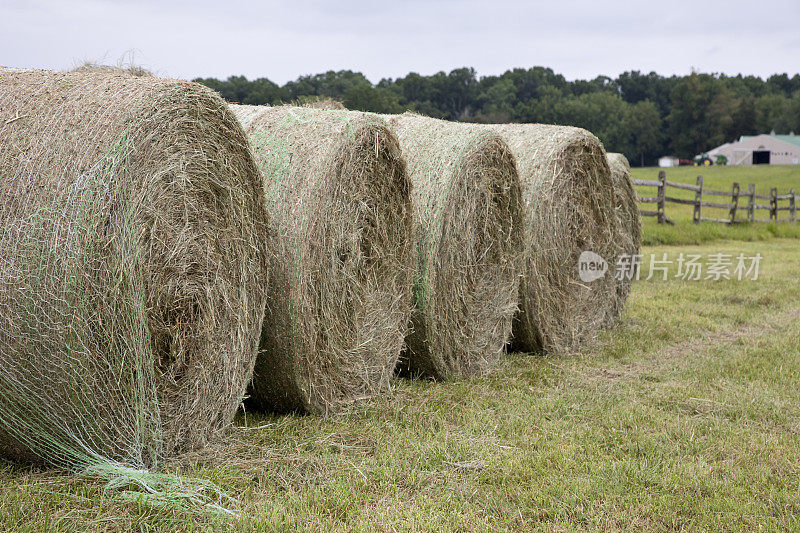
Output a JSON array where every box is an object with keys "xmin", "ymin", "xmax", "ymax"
[{"xmin": 633, "ymin": 171, "xmax": 797, "ymax": 225}]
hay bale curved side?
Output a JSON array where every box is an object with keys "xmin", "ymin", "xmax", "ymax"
[
  {"xmin": 0, "ymin": 69, "xmax": 269, "ymax": 468},
  {"xmin": 233, "ymin": 105, "xmax": 414, "ymax": 414},
  {"xmin": 488, "ymin": 124, "xmax": 617, "ymax": 354},
  {"xmin": 384, "ymin": 113, "xmax": 523, "ymax": 379},
  {"xmin": 606, "ymin": 152, "xmax": 641, "ymax": 323}
]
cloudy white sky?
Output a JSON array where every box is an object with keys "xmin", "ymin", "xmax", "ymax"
[{"xmin": 2, "ymin": 0, "xmax": 798, "ymax": 83}]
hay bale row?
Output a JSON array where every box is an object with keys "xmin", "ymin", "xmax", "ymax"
[
  {"xmin": 486, "ymin": 124, "xmax": 618, "ymax": 354},
  {"xmin": 0, "ymin": 69, "xmax": 268, "ymax": 468},
  {"xmin": 0, "ymin": 67, "xmax": 634, "ymax": 475},
  {"xmin": 384, "ymin": 113, "xmax": 524, "ymax": 379},
  {"xmin": 606, "ymin": 152, "xmax": 641, "ymax": 323},
  {"xmin": 232, "ymin": 105, "xmax": 414, "ymax": 413}
]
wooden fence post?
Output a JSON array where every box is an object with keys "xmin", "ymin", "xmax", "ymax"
[
  {"xmin": 747, "ymin": 184, "xmax": 755, "ymax": 222},
  {"xmin": 790, "ymin": 189, "xmax": 796, "ymax": 223},
  {"xmin": 730, "ymin": 182, "xmax": 740, "ymax": 224},
  {"xmin": 693, "ymin": 175, "xmax": 703, "ymax": 224},
  {"xmin": 770, "ymin": 187, "xmax": 778, "ymax": 222},
  {"xmin": 657, "ymin": 171, "xmax": 666, "ymax": 225}
]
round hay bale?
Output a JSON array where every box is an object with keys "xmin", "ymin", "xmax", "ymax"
[
  {"xmin": 0, "ymin": 69, "xmax": 268, "ymax": 468},
  {"xmin": 383, "ymin": 113, "xmax": 523, "ymax": 379},
  {"xmin": 232, "ymin": 105, "xmax": 414, "ymax": 414},
  {"xmin": 486, "ymin": 124, "xmax": 617, "ymax": 354},
  {"xmin": 606, "ymin": 152, "xmax": 641, "ymax": 323}
]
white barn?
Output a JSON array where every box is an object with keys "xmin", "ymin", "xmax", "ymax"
[
  {"xmin": 706, "ymin": 133, "xmax": 800, "ymax": 166},
  {"xmin": 658, "ymin": 156, "xmax": 680, "ymax": 167}
]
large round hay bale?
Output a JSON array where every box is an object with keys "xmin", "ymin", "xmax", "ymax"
[
  {"xmin": 232, "ymin": 105, "xmax": 414, "ymax": 414},
  {"xmin": 0, "ymin": 69, "xmax": 268, "ymax": 468},
  {"xmin": 486, "ymin": 124, "xmax": 617, "ymax": 354},
  {"xmin": 606, "ymin": 152, "xmax": 641, "ymax": 322},
  {"xmin": 383, "ymin": 113, "xmax": 523, "ymax": 379}
]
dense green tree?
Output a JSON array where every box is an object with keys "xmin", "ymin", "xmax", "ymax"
[
  {"xmin": 342, "ymin": 85, "xmax": 403, "ymax": 114},
  {"xmin": 512, "ymin": 85, "xmax": 565, "ymax": 124},
  {"xmin": 667, "ymin": 73, "xmax": 737, "ymax": 157},
  {"xmin": 721, "ymin": 74, "xmax": 767, "ymax": 99},
  {"xmin": 766, "ymin": 74, "xmax": 800, "ymax": 96},
  {"xmin": 788, "ymin": 93, "xmax": 800, "ymax": 133},
  {"xmin": 730, "ymin": 97, "xmax": 757, "ymax": 138},
  {"xmin": 474, "ymin": 78, "xmax": 517, "ymax": 123},
  {"xmin": 385, "ymin": 72, "xmax": 435, "ymax": 104},
  {"xmin": 194, "ymin": 75, "xmax": 256, "ymax": 103},
  {"xmin": 627, "ymin": 100, "xmax": 664, "ymax": 166},
  {"xmin": 241, "ymin": 78, "xmax": 285, "ymax": 105},
  {"xmin": 551, "ymin": 91, "xmax": 632, "ymax": 154},
  {"xmin": 755, "ymin": 93, "xmax": 790, "ymax": 133},
  {"xmin": 616, "ymin": 71, "xmax": 677, "ymax": 116},
  {"xmin": 195, "ymin": 67, "xmax": 800, "ymax": 166},
  {"xmin": 430, "ymin": 67, "xmax": 480, "ymax": 120},
  {"xmin": 492, "ymin": 67, "xmax": 568, "ymax": 103},
  {"xmin": 283, "ymin": 70, "xmax": 371, "ymax": 100},
  {"xmin": 571, "ymin": 75, "xmax": 617, "ymax": 97}
]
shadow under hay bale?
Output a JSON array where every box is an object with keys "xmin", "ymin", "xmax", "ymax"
[
  {"xmin": 232, "ymin": 105, "xmax": 414, "ymax": 414},
  {"xmin": 485, "ymin": 124, "xmax": 618, "ymax": 355},
  {"xmin": 0, "ymin": 69, "xmax": 269, "ymax": 469},
  {"xmin": 383, "ymin": 113, "xmax": 523, "ymax": 380},
  {"xmin": 605, "ymin": 153, "xmax": 641, "ymax": 324}
]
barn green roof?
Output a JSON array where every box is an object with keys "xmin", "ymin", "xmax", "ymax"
[
  {"xmin": 740, "ymin": 134, "xmax": 800, "ymax": 147},
  {"xmin": 772, "ymin": 134, "xmax": 800, "ymax": 147}
]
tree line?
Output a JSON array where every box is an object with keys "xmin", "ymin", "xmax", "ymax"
[{"xmin": 195, "ymin": 68, "xmax": 800, "ymax": 166}]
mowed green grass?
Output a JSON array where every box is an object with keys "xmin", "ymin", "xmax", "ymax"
[
  {"xmin": 2, "ymin": 238, "xmax": 800, "ymax": 531},
  {"xmin": 630, "ymin": 163, "xmax": 800, "ymax": 191},
  {"xmin": 630, "ymin": 165, "xmax": 800, "ymax": 246}
]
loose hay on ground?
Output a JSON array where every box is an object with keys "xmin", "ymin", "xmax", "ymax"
[
  {"xmin": 605, "ymin": 152, "xmax": 641, "ymax": 323},
  {"xmin": 0, "ymin": 69, "xmax": 269, "ymax": 470},
  {"xmin": 383, "ymin": 113, "xmax": 523, "ymax": 379},
  {"xmin": 486, "ymin": 124, "xmax": 617, "ymax": 354},
  {"xmin": 233, "ymin": 105, "xmax": 414, "ymax": 414}
]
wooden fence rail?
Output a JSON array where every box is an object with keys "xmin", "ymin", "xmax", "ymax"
[{"xmin": 633, "ymin": 170, "xmax": 798, "ymax": 225}]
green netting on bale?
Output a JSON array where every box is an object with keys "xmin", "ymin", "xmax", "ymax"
[
  {"xmin": 0, "ymin": 68, "xmax": 269, "ymax": 514},
  {"xmin": 0, "ymin": 132, "xmax": 160, "ymax": 470},
  {"xmin": 232, "ymin": 105, "xmax": 414, "ymax": 414}
]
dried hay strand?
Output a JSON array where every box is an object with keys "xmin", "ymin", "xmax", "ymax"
[
  {"xmin": 232, "ymin": 105, "xmax": 414, "ymax": 414},
  {"xmin": 383, "ymin": 113, "xmax": 523, "ymax": 379},
  {"xmin": 486, "ymin": 124, "xmax": 618, "ymax": 354},
  {"xmin": 0, "ymin": 66, "xmax": 34, "ymax": 74},
  {"xmin": 605, "ymin": 152, "xmax": 641, "ymax": 323},
  {"xmin": 0, "ymin": 69, "xmax": 268, "ymax": 470},
  {"xmin": 300, "ymin": 97, "xmax": 346, "ymax": 110},
  {"xmin": 72, "ymin": 61, "xmax": 154, "ymax": 77}
]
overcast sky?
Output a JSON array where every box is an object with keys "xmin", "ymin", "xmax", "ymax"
[{"xmin": 2, "ymin": 0, "xmax": 799, "ymax": 83}]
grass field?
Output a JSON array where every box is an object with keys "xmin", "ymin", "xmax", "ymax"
[
  {"xmin": 631, "ymin": 164, "xmax": 800, "ymax": 246},
  {"xmin": 0, "ymin": 165, "xmax": 797, "ymax": 531},
  {"xmin": 630, "ymin": 163, "xmax": 800, "ymax": 191},
  {"xmin": 2, "ymin": 237, "xmax": 799, "ymax": 531}
]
